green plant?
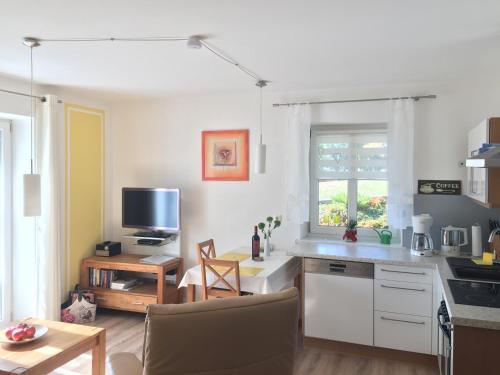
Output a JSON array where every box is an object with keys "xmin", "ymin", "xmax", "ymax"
[
  {"xmin": 258, "ymin": 215, "xmax": 282, "ymax": 239},
  {"xmin": 318, "ymin": 192, "xmax": 388, "ymax": 228},
  {"xmin": 346, "ymin": 219, "xmax": 357, "ymax": 230}
]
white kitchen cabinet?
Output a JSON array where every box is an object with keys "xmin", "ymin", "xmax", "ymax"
[
  {"xmin": 375, "ymin": 264, "xmax": 433, "ymax": 284},
  {"xmin": 374, "ymin": 264, "xmax": 434, "ymax": 354},
  {"xmin": 467, "ymin": 119, "xmax": 488, "ymax": 204},
  {"xmin": 374, "ymin": 311, "xmax": 432, "ymax": 354},
  {"xmin": 466, "ymin": 117, "xmax": 500, "ymax": 207},
  {"xmin": 374, "ymin": 279, "xmax": 432, "ymax": 317},
  {"xmin": 305, "ymin": 268, "xmax": 373, "ymax": 346}
]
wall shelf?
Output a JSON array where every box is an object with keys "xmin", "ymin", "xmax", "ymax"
[{"xmin": 123, "ymin": 234, "xmax": 177, "ymax": 247}]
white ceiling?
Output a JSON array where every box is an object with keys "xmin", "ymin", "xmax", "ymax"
[{"xmin": 1, "ymin": 0, "xmax": 499, "ymax": 98}]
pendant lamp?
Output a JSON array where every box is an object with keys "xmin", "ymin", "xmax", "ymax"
[
  {"xmin": 254, "ymin": 80, "xmax": 268, "ymax": 174},
  {"xmin": 23, "ymin": 38, "xmax": 41, "ymax": 217}
]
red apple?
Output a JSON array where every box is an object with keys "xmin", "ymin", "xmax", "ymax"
[
  {"xmin": 5, "ymin": 326, "xmax": 16, "ymax": 340},
  {"xmin": 12, "ymin": 328, "xmax": 26, "ymax": 342},
  {"xmin": 24, "ymin": 326, "xmax": 36, "ymax": 338}
]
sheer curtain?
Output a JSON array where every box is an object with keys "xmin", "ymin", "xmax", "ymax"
[
  {"xmin": 0, "ymin": 121, "xmax": 12, "ymax": 322},
  {"xmin": 285, "ymin": 105, "xmax": 311, "ymax": 225},
  {"xmin": 387, "ymin": 99, "xmax": 415, "ymax": 229},
  {"xmin": 35, "ymin": 95, "xmax": 63, "ymax": 320}
]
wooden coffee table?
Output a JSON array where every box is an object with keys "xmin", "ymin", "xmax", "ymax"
[{"xmin": 0, "ymin": 318, "xmax": 105, "ymax": 374}]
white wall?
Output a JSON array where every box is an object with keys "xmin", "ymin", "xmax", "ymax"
[
  {"xmin": 108, "ymin": 75, "xmax": 500, "ymax": 269},
  {"xmin": 110, "ymin": 94, "xmax": 293, "ymax": 269}
]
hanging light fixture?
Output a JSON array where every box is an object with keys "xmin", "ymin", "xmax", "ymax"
[
  {"xmin": 23, "ymin": 37, "xmax": 41, "ymax": 217},
  {"xmin": 255, "ymin": 80, "xmax": 268, "ymax": 174}
]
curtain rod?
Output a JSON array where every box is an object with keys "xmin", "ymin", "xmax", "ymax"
[
  {"xmin": 272, "ymin": 94, "xmax": 437, "ymax": 107},
  {"xmin": 0, "ymin": 88, "xmax": 45, "ymax": 101}
]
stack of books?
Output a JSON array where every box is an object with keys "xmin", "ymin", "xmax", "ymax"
[
  {"xmin": 139, "ymin": 255, "xmax": 175, "ymax": 265},
  {"xmin": 110, "ymin": 278, "xmax": 138, "ymax": 291},
  {"xmin": 88, "ymin": 268, "xmax": 117, "ymax": 288}
]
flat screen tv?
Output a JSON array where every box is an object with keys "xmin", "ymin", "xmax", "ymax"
[{"xmin": 122, "ymin": 188, "xmax": 180, "ymax": 232}]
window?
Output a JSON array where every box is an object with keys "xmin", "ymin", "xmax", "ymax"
[
  {"xmin": 0, "ymin": 120, "xmax": 12, "ymax": 322},
  {"xmin": 310, "ymin": 125, "xmax": 389, "ymax": 239}
]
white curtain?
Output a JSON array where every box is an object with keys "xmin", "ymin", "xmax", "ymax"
[
  {"xmin": 35, "ymin": 95, "xmax": 62, "ymax": 320},
  {"xmin": 285, "ymin": 105, "xmax": 311, "ymax": 224},
  {"xmin": 387, "ymin": 99, "xmax": 415, "ymax": 229}
]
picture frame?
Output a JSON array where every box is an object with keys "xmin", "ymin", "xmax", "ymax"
[{"xmin": 202, "ymin": 129, "xmax": 249, "ymax": 181}]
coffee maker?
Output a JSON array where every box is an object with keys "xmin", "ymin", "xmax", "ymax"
[{"xmin": 411, "ymin": 214, "xmax": 434, "ymax": 256}]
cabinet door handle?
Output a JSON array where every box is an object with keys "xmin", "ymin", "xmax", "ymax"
[
  {"xmin": 380, "ymin": 284, "xmax": 426, "ymax": 292},
  {"xmin": 380, "ymin": 268, "xmax": 426, "ymax": 276},
  {"xmin": 380, "ymin": 316, "xmax": 426, "ymax": 325},
  {"xmin": 131, "ymin": 301, "xmax": 144, "ymax": 305}
]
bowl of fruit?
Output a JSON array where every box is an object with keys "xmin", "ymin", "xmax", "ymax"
[{"xmin": 0, "ymin": 322, "xmax": 48, "ymax": 345}]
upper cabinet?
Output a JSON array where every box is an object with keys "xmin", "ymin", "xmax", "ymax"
[{"xmin": 466, "ymin": 117, "xmax": 500, "ymax": 207}]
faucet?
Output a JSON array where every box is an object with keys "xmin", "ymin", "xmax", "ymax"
[
  {"xmin": 488, "ymin": 228, "xmax": 500, "ymax": 259},
  {"xmin": 488, "ymin": 227, "xmax": 500, "ymax": 244}
]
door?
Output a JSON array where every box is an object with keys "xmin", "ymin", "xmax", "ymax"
[{"xmin": 0, "ymin": 120, "xmax": 12, "ymax": 323}]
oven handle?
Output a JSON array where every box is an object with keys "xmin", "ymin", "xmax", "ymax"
[{"xmin": 437, "ymin": 304, "xmax": 451, "ymax": 338}]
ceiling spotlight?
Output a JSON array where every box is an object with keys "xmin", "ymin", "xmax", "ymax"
[{"xmin": 187, "ymin": 36, "xmax": 202, "ymax": 49}]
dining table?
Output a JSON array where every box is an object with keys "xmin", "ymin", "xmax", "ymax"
[{"xmin": 178, "ymin": 248, "xmax": 303, "ymax": 303}]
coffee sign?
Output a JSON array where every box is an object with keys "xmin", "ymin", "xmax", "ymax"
[{"xmin": 418, "ymin": 180, "xmax": 461, "ymax": 195}]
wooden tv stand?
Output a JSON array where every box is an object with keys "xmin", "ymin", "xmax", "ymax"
[{"xmin": 81, "ymin": 254, "xmax": 184, "ymax": 313}]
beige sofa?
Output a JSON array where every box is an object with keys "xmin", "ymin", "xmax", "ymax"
[{"xmin": 107, "ymin": 287, "xmax": 299, "ymax": 375}]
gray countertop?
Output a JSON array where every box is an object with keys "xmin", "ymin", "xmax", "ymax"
[{"xmin": 288, "ymin": 239, "xmax": 500, "ymax": 331}]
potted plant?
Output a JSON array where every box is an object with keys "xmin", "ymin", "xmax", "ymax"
[
  {"xmin": 258, "ymin": 216, "xmax": 282, "ymax": 257},
  {"xmin": 343, "ymin": 219, "xmax": 358, "ymax": 242}
]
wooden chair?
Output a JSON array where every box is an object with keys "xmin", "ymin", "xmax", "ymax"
[
  {"xmin": 200, "ymin": 258, "xmax": 241, "ymax": 300},
  {"xmin": 196, "ymin": 239, "xmax": 216, "ymax": 263}
]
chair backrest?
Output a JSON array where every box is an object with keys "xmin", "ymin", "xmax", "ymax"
[
  {"xmin": 196, "ymin": 239, "xmax": 216, "ymax": 263},
  {"xmin": 200, "ymin": 258, "xmax": 240, "ymax": 300},
  {"xmin": 143, "ymin": 288, "xmax": 299, "ymax": 375}
]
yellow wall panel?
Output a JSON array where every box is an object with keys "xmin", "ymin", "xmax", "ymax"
[{"xmin": 65, "ymin": 104, "xmax": 104, "ymax": 290}]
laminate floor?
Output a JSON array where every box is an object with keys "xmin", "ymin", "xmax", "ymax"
[{"xmin": 51, "ymin": 309, "xmax": 438, "ymax": 375}]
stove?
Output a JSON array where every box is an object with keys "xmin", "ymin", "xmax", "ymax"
[{"xmin": 447, "ymin": 279, "xmax": 500, "ymax": 308}]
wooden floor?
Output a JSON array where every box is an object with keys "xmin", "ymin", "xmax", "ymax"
[{"xmin": 51, "ymin": 309, "xmax": 438, "ymax": 375}]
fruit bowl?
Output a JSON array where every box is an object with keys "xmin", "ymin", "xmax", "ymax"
[{"xmin": 0, "ymin": 324, "xmax": 48, "ymax": 345}]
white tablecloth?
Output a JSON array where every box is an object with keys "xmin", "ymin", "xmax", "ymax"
[{"xmin": 178, "ymin": 248, "xmax": 301, "ymax": 294}]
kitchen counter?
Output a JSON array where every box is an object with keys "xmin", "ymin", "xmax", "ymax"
[{"xmin": 288, "ymin": 239, "xmax": 500, "ymax": 330}]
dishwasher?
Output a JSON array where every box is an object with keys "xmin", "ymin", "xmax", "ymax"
[{"xmin": 304, "ymin": 258, "xmax": 374, "ymax": 346}]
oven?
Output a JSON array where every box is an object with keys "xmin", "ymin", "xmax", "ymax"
[{"xmin": 437, "ymin": 300, "xmax": 452, "ymax": 375}]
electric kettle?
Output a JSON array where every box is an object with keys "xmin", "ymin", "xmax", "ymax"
[{"xmin": 441, "ymin": 226, "xmax": 468, "ymax": 255}]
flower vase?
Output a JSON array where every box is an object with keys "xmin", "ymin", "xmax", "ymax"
[{"xmin": 264, "ymin": 237, "xmax": 271, "ymax": 257}]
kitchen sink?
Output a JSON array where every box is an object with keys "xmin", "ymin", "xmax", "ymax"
[{"xmin": 446, "ymin": 257, "xmax": 500, "ymax": 282}]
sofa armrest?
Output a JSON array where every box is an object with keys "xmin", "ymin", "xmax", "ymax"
[{"xmin": 106, "ymin": 352, "xmax": 143, "ymax": 375}]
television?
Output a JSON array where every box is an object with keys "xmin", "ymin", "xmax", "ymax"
[{"xmin": 122, "ymin": 188, "xmax": 180, "ymax": 232}]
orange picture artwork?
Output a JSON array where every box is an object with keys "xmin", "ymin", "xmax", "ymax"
[{"xmin": 202, "ymin": 129, "xmax": 249, "ymax": 181}]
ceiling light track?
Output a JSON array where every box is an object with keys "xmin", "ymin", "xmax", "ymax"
[
  {"xmin": 22, "ymin": 35, "xmax": 267, "ymax": 83},
  {"xmin": 30, "ymin": 37, "xmax": 189, "ymax": 43}
]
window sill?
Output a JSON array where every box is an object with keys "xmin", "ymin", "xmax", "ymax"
[{"xmin": 301, "ymin": 233, "xmax": 403, "ymax": 248}]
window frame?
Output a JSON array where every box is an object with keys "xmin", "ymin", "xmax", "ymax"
[
  {"xmin": 0, "ymin": 120, "xmax": 12, "ymax": 322},
  {"xmin": 309, "ymin": 124, "xmax": 399, "ymax": 243}
]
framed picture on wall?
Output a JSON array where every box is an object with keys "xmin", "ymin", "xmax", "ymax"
[{"xmin": 202, "ymin": 129, "xmax": 249, "ymax": 181}]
